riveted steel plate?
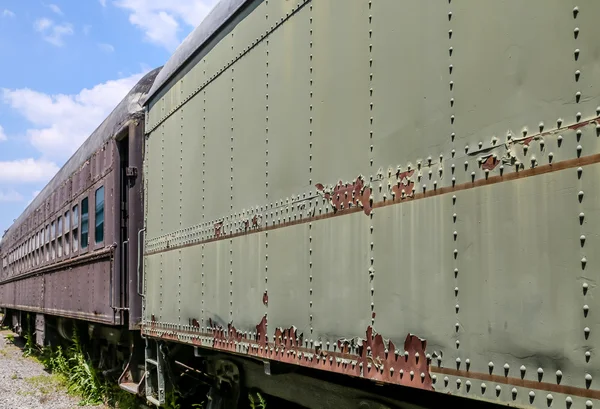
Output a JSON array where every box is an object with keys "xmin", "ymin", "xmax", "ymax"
[{"xmin": 309, "ymin": 0, "xmax": 371, "ymax": 184}]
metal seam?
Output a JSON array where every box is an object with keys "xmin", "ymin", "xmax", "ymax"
[
  {"xmin": 448, "ymin": 0, "xmax": 461, "ymax": 380},
  {"xmin": 367, "ymin": 0, "xmax": 375, "ymax": 328},
  {"xmin": 308, "ymin": 2, "xmax": 313, "ymax": 337}
]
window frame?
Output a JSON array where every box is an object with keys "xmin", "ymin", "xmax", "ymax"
[{"xmin": 94, "ymin": 186, "xmax": 105, "ymax": 245}]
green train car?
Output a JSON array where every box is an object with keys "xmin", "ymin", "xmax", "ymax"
[{"xmin": 141, "ymin": 0, "xmax": 600, "ymax": 407}]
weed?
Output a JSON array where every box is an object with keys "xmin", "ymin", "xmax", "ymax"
[
  {"xmin": 10, "ymin": 372, "xmax": 17, "ymax": 380},
  {"xmin": 249, "ymin": 392, "xmax": 267, "ymax": 409},
  {"xmin": 5, "ymin": 333, "xmax": 15, "ymax": 343},
  {"xmin": 164, "ymin": 390, "xmax": 181, "ymax": 409},
  {"xmin": 22, "ymin": 331, "xmax": 36, "ymax": 357}
]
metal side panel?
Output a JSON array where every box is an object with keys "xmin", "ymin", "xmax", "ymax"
[
  {"xmin": 266, "ymin": 5, "xmax": 311, "ymax": 203},
  {"xmin": 310, "ymin": 0, "xmax": 371, "ymax": 185}
]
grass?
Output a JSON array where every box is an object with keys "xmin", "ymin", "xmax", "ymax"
[
  {"xmin": 25, "ymin": 373, "xmax": 65, "ymax": 395},
  {"xmin": 20, "ymin": 325, "xmax": 138, "ymax": 408},
  {"xmin": 13, "ymin": 326, "xmax": 268, "ymax": 409}
]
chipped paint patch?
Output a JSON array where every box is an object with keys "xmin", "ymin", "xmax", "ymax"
[
  {"xmin": 316, "ymin": 176, "xmax": 373, "ymax": 216},
  {"xmin": 143, "ymin": 319, "xmax": 433, "ymax": 391}
]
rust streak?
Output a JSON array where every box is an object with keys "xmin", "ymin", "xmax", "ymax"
[
  {"xmin": 433, "ymin": 367, "xmax": 600, "ymax": 400},
  {"xmin": 145, "ymin": 153, "xmax": 600, "ymax": 257}
]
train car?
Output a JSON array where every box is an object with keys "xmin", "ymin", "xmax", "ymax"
[
  {"xmin": 139, "ymin": 0, "xmax": 600, "ymax": 408},
  {"xmin": 0, "ymin": 68, "xmax": 161, "ymax": 373}
]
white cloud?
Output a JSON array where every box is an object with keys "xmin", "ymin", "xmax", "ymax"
[
  {"xmin": 0, "ymin": 159, "xmax": 59, "ymax": 184},
  {"xmin": 34, "ymin": 18, "xmax": 52, "ymax": 31},
  {"xmin": 0, "ymin": 125, "xmax": 6, "ymax": 141},
  {"xmin": 34, "ymin": 18, "xmax": 73, "ymax": 47},
  {"xmin": 99, "ymin": 0, "xmax": 107, "ymax": 6},
  {"xmin": 2, "ymin": 71, "xmax": 146, "ymax": 160},
  {"xmin": 48, "ymin": 4, "xmax": 63, "ymax": 15},
  {"xmin": 98, "ymin": 43, "xmax": 115, "ymax": 53},
  {"xmin": 114, "ymin": 0, "xmax": 219, "ymax": 50},
  {"xmin": 2, "ymin": 9, "xmax": 15, "ymax": 18},
  {"xmin": 0, "ymin": 190, "xmax": 24, "ymax": 203}
]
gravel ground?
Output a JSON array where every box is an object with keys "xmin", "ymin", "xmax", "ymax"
[{"xmin": 0, "ymin": 329, "xmax": 109, "ymax": 409}]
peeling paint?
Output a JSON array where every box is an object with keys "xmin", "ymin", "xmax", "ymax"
[
  {"xmin": 481, "ymin": 155, "xmax": 500, "ymax": 171},
  {"xmin": 389, "ymin": 170, "xmax": 415, "ymax": 199},
  {"xmin": 214, "ymin": 221, "xmax": 224, "ymax": 238},
  {"xmin": 145, "ymin": 318, "xmax": 433, "ymax": 391},
  {"xmin": 316, "ymin": 176, "xmax": 373, "ymax": 216}
]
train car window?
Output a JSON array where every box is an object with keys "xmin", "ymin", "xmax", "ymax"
[
  {"xmin": 65, "ymin": 211, "xmax": 70, "ymax": 233},
  {"xmin": 73, "ymin": 205, "xmax": 79, "ymax": 252},
  {"xmin": 95, "ymin": 186, "xmax": 104, "ymax": 243},
  {"xmin": 64, "ymin": 211, "xmax": 70, "ymax": 256},
  {"xmin": 51, "ymin": 221, "xmax": 56, "ymax": 261},
  {"xmin": 58, "ymin": 216, "xmax": 63, "ymax": 257},
  {"xmin": 81, "ymin": 197, "xmax": 89, "ymax": 249}
]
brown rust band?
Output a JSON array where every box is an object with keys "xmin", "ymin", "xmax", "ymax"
[
  {"xmin": 433, "ymin": 367, "xmax": 600, "ymax": 400},
  {"xmin": 146, "ymin": 153, "xmax": 600, "ymax": 257},
  {"xmin": 143, "ymin": 322, "xmax": 433, "ymax": 391}
]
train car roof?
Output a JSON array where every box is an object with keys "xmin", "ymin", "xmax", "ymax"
[
  {"xmin": 144, "ymin": 0, "xmax": 250, "ymax": 105},
  {"xmin": 4, "ymin": 67, "xmax": 162, "ymax": 240}
]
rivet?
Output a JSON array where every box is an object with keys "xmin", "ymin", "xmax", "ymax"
[
  {"xmin": 511, "ymin": 388, "xmax": 517, "ymax": 399},
  {"xmin": 520, "ymin": 365, "xmax": 526, "ymax": 378},
  {"xmin": 584, "ymin": 305, "xmax": 589, "ymax": 316},
  {"xmin": 456, "ymin": 378, "xmax": 461, "ymax": 388},
  {"xmin": 585, "ymin": 351, "xmax": 591, "ymax": 361},
  {"xmin": 529, "ymin": 390, "xmax": 535, "ymax": 399},
  {"xmin": 496, "ymin": 385, "xmax": 501, "ymax": 394},
  {"xmin": 432, "ymin": 374, "xmax": 437, "ymax": 383},
  {"xmin": 481, "ymin": 383, "xmax": 487, "ymax": 394},
  {"xmin": 586, "ymin": 400, "xmax": 593, "ymax": 408},
  {"xmin": 573, "ymin": 6, "xmax": 579, "ymax": 18},
  {"xmin": 584, "ymin": 327, "xmax": 590, "ymax": 338}
]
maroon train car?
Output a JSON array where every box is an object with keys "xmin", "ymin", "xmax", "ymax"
[{"xmin": 0, "ymin": 68, "xmax": 160, "ymax": 355}]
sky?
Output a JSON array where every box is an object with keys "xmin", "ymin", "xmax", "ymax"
[{"xmin": 0, "ymin": 0, "xmax": 218, "ymax": 236}]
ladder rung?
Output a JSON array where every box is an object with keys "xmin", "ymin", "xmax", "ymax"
[
  {"xmin": 146, "ymin": 358, "xmax": 158, "ymax": 366},
  {"xmin": 146, "ymin": 395, "xmax": 161, "ymax": 406}
]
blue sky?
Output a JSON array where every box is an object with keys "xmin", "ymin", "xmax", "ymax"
[{"xmin": 0, "ymin": 0, "xmax": 217, "ymax": 235}]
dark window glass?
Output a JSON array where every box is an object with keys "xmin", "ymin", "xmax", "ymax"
[
  {"xmin": 81, "ymin": 197, "xmax": 89, "ymax": 249},
  {"xmin": 95, "ymin": 186, "xmax": 104, "ymax": 243}
]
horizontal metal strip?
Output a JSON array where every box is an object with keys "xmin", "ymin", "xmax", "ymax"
[
  {"xmin": 0, "ymin": 304, "xmax": 116, "ymax": 325},
  {"xmin": 145, "ymin": 152, "xmax": 600, "ymax": 257},
  {"xmin": 0, "ymin": 247, "xmax": 114, "ymax": 285},
  {"xmin": 433, "ymin": 366, "xmax": 600, "ymax": 400}
]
